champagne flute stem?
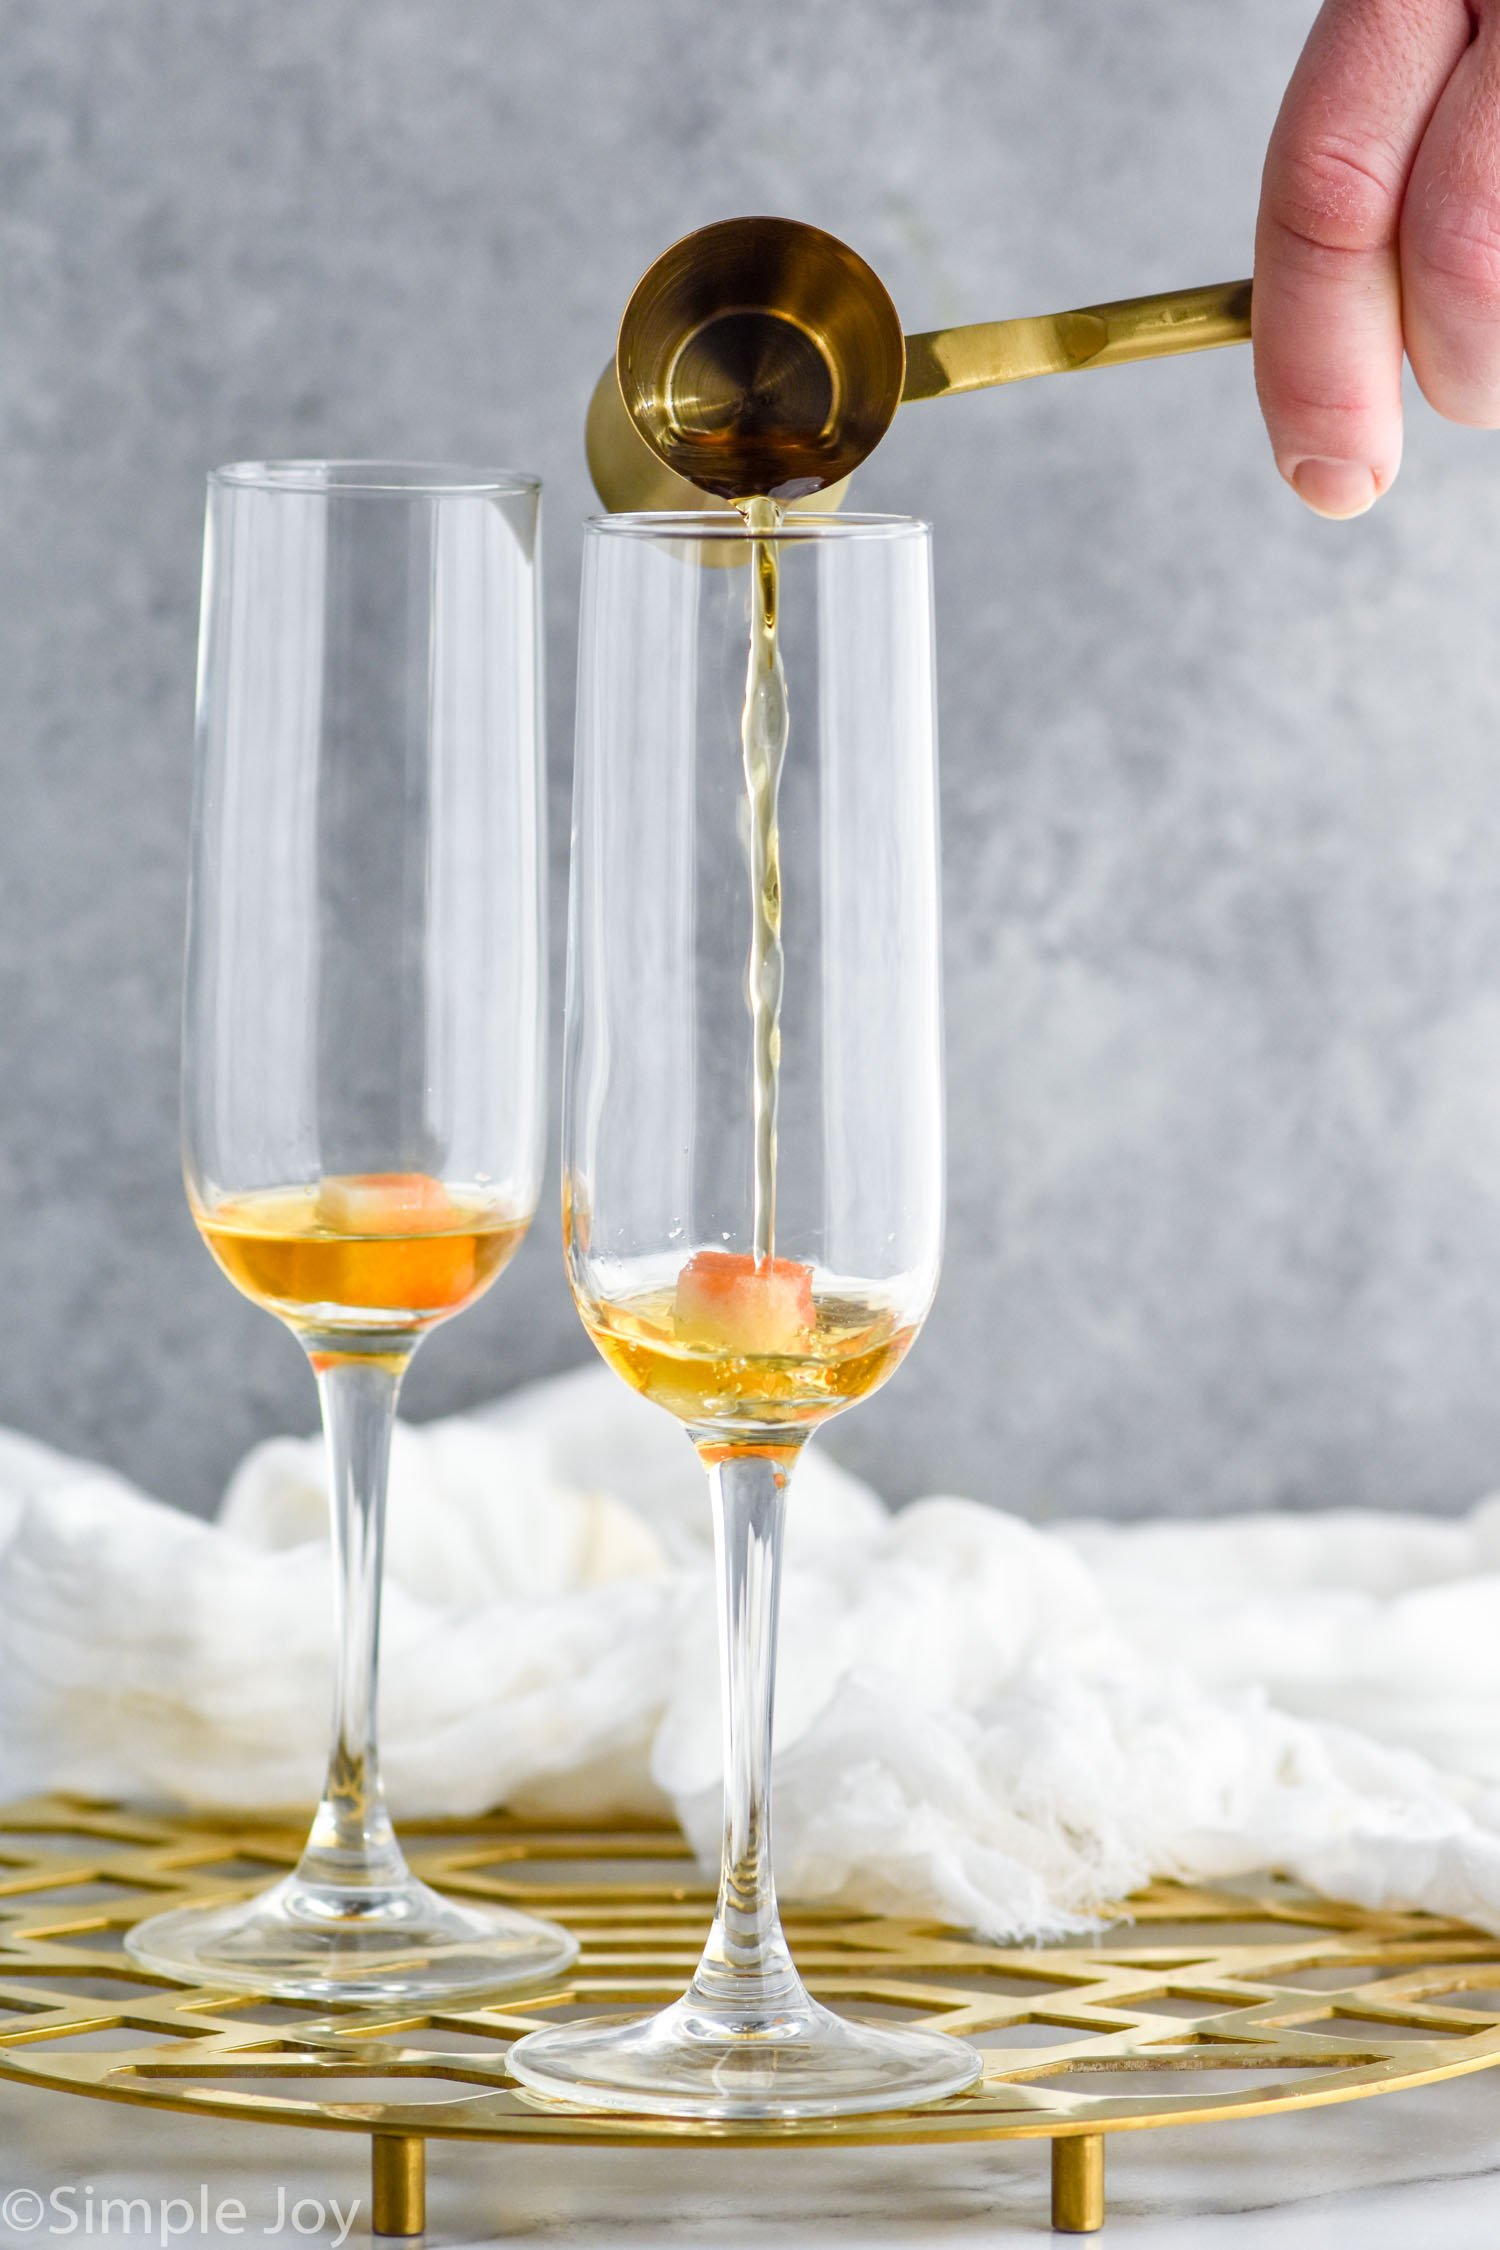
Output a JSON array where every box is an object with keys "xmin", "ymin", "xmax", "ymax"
[
  {"xmin": 688, "ymin": 1442, "xmax": 806, "ymax": 2020},
  {"xmin": 297, "ymin": 1349, "xmax": 413, "ymax": 1893}
]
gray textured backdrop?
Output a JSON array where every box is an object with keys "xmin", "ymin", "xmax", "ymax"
[{"xmin": 4, "ymin": 0, "xmax": 1499, "ymax": 1522}]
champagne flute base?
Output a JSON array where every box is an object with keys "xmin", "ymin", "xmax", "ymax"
[
  {"xmin": 506, "ymin": 1991, "xmax": 983, "ymax": 2120},
  {"xmin": 125, "ymin": 1870, "xmax": 578, "ymax": 2006}
]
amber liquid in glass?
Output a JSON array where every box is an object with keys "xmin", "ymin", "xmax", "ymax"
[
  {"xmin": 579, "ymin": 1275, "xmax": 914, "ymax": 1434},
  {"xmin": 196, "ymin": 1175, "xmax": 526, "ymax": 1334}
]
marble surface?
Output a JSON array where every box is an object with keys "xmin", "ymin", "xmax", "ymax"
[
  {"xmin": 6, "ymin": 2, "xmax": 1500, "ymax": 1527},
  {"xmin": 1, "ymin": 2073, "xmax": 1498, "ymax": 2246}
]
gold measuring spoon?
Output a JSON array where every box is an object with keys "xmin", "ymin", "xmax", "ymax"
[{"xmin": 587, "ymin": 215, "xmax": 1253, "ymax": 510}]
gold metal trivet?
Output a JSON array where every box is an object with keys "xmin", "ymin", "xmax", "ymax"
[{"xmin": 3, "ymin": 1799, "xmax": 1500, "ymax": 2236}]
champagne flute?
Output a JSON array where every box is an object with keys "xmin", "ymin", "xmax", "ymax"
[
  {"xmin": 507, "ymin": 512, "xmax": 982, "ymax": 2117},
  {"xmin": 127, "ymin": 462, "xmax": 577, "ymax": 2005}
]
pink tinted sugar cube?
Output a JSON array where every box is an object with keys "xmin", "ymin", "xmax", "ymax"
[
  {"xmin": 673, "ymin": 1250, "xmax": 815, "ymax": 1356},
  {"xmin": 316, "ymin": 1172, "xmax": 457, "ymax": 1236}
]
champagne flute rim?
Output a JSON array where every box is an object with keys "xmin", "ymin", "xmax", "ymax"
[
  {"xmin": 209, "ymin": 460, "xmax": 542, "ymax": 498},
  {"xmin": 585, "ymin": 510, "xmax": 930, "ymax": 543}
]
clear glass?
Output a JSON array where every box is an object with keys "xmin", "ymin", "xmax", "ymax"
[
  {"xmin": 127, "ymin": 462, "xmax": 577, "ymax": 2005},
  {"xmin": 507, "ymin": 513, "xmax": 981, "ymax": 2117}
]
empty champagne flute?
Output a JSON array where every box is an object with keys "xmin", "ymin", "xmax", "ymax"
[
  {"xmin": 507, "ymin": 511, "xmax": 982, "ymax": 2117},
  {"xmin": 127, "ymin": 462, "xmax": 577, "ymax": 2005}
]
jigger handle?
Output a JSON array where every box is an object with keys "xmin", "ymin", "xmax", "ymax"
[{"xmin": 901, "ymin": 278, "xmax": 1254, "ymax": 402}]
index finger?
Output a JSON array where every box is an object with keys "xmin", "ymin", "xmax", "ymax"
[{"xmin": 1255, "ymin": 0, "xmax": 1471, "ymax": 516}]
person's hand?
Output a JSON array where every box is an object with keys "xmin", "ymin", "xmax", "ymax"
[{"xmin": 1255, "ymin": 0, "xmax": 1497, "ymax": 517}]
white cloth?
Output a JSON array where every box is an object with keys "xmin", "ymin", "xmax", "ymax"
[{"xmin": 2, "ymin": 1363, "xmax": 1500, "ymax": 1943}]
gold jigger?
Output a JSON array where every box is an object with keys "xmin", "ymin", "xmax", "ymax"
[{"xmin": 587, "ymin": 215, "xmax": 1254, "ymax": 510}]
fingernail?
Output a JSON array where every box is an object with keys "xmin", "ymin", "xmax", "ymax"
[{"xmin": 1288, "ymin": 459, "xmax": 1378, "ymax": 519}]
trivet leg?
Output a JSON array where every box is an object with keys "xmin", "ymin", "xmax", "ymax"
[
  {"xmin": 371, "ymin": 2134, "xmax": 426, "ymax": 2236},
  {"xmin": 1051, "ymin": 2134, "xmax": 1104, "ymax": 2233}
]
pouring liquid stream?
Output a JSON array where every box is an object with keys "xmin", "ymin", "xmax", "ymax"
[{"xmin": 737, "ymin": 493, "xmax": 788, "ymax": 1270}]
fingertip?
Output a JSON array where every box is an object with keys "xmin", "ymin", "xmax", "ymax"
[
  {"xmin": 1279, "ymin": 446, "xmax": 1403, "ymax": 518},
  {"xmin": 1285, "ymin": 457, "xmax": 1382, "ymax": 517},
  {"xmin": 1406, "ymin": 331, "xmax": 1500, "ymax": 428}
]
